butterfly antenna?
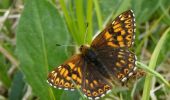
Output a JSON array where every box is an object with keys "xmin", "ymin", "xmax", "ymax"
[
  {"xmin": 56, "ymin": 43, "xmax": 77, "ymax": 47},
  {"xmin": 83, "ymin": 23, "xmax": 89, "ymax": 44}
]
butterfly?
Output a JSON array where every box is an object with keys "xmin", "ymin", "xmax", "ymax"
[{"xmin": 47, "ymin": 10, "xmax": 140, "ymax": 100}]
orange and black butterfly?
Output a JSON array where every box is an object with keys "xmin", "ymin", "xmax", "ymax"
[{"xmin": 47, "ymin": 10, "xmax": 140, "ymax": 100}]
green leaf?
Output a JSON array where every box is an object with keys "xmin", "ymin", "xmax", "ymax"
[
  {"xmin": 61, "ymin": 90, "xmax": 81, "ymax": 100},
  {"xmin": 16, "ymin": 0, "xmax": 69, "ymax": 99},
  {"xmin": 9, "ymin": 71, "xmax": 25, "ymax": 100}
]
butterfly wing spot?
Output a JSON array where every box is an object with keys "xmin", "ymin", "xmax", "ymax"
[
  {"xmin": 133, "ymin": 67, "xmax": 137, "ymax": 71},
  {"xmin": 92, "ymin": 91, "xmax": 98, "ymax": 96},
  {"xmin": 118, "ymin": 54, "xmax": 123, "ymax": 58},
  {"xmin": 128, "ymin": 29, "xmax": 133, "ymax": 34},
  {"xmin": 121, "ymin": 77, "xmax": 127, "ymax": 82},
  {"xmin": 71, "ymin": 83, "xmax": 74, "ymax": 88},
  {"xmin": 107, "ymin": 42, "xmax": 118, "ymax": 47},
  {"xmin": 117, "ymin": 36, "xmax": 123, "ymax": 41},
  {"xmin": 78, "ymin": 67, "xmax": 82, "ymax": 77},
  {"xmin": 59, "ymin": 79, "xmax": 64, "ymax": 86},
  {"xmin": 90, "ymin": 83, "xmax": 94, "ymax": 88},
  {"xmin": 55, "ymin": 78, "xmax": 60, "ymax": 84},
  {"xmin": 60, "ymin": 68, "xmax": 65, "ymax": 75},
  {"xmin": 120, "ymin": 60, "xmax": 126, "ymax": 64},
  {"xmin": 68, "ymin": 62, "xmax": 75, "ymax": 69},
  {"xmin": 128, "ymin": 72, "xmax": 133, "ymax": 77},
  {"xmin": 95, "ymin": 97, "xmax": 100, "ymax": 100},
  {"xmin": 71, "ymin": 74, "xmax": 77, "ymax": 80},
  {"xmin": 64, "ymin": 82, "xmax": 70, "ymax": 88},
  {"xmin": 118, "ymin": 51, "xmax": 124, "ymax": 55},
  {"xmin": 87, "ymin": 90, "xmax": 92, "ymax": 96},
  {"xmin": 114, "ymin": 27, "xmax": 123, "ymax": 33},
  {"xmin": 98, "ymin": 89, "xmax": 104, "ymax": 94},
  {"xmin": 128, "ymin": 58, "xmax": 134, "ymax": 62},
  {"xmin": 125, "ymin": 24, "xmax": 132, "ymax": 28},
  {"xmin": 77, "ymin": 77, "xmax": 82, "ymax": 84},
  {"xmin": 125, "ymin": 19, "xmax": 132, "ymax": 24},
  {"xmin": 126, "ymin": 35, "xmax": 132, "ymax": 41},
  {"xmin": 121, "ymin": 30, "xmax": 126, "ymax": 35},
  {"xmin": 119, "ymin": 41, "xmax": 125, "ymax": 47},
  {"xmin": 124, "ymin": 68, "xmax": 129, "ymax": 74},
  {"xmin": 117, "ymin": 73, "xmax": 125, "ymax": 80},
  {"xmin": 93, "ymin": 80, "xmax": 98, "ymax": 85},
  {"xmin": 63, "ymin": 69, "xmax": 68, "ymax": 77},
  {"xmin": 128, "ymin": 64, "xmax": 133, "ymax": 69},
  {"xmin": 116, "ymin": 62, "xmax": 122, "ymax": 67},
  {"xmin": 113, "ymin": 23, "xmax": 121, "ymax": 29},
  {"xmin": 104, "ymin": 85, "xmax": 110, "ymax": 91},
  {"xmin": 86, "ymin": 79, "xmax": 89, "ymax": 84},
  {"xmin": 127, "ymin": 41, "xmax": 131, "ymax": 47},
  {"xmin": 66, "ymin": 76, "xmax": 71, "ymax": 81},
  {"xmin": 105, "ymin": 31, "xmax": 112, "ymax": 39}
]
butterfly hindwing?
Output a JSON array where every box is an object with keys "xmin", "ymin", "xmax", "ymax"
[
  {"xmin": 91, "ymin": 10, "xmax": 136, "ymax": 49},
  {"xmin": 47, "ymin": 54, "xmax": 84, "ymax": 90},
  {"xmin": 82, "ymin": 61, "xmax": 112, "ymax": 100},
  {"xmin": 96, "ymin": 47, "xmax": 137, "ymax": 83}
]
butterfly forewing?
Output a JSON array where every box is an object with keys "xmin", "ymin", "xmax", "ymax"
[
  {"xmin": 47, "ymin": 54, "xmax": 84, "ymax": 91},
  {"xmin": 91, "ymin": 10, "xmax": 136, "ymax": 49}
]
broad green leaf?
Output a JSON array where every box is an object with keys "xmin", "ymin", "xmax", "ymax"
[
  {"xmin": 61, "ymin": 90, "xmax": 81, "ymax": 100},
  {"xmin": 9, "ymin": 71, "xmax": 25, "ymax": 100},
  {"xmin": 16, "ymin": 0, "xmax": 69, "ymax": 99}
]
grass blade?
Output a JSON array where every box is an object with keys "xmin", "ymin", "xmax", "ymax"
[{"xmin": 142, "ymin": 27, "xmax": 170, "ymax": 100}]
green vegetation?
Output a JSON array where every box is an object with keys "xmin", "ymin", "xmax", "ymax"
[{"xmin": 0, "ymin": 0, "xmax": 170, "ymax": 100}]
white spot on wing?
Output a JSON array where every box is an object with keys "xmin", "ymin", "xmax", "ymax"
[
  {"xmin": 49, "ymin": 83, "xmax": 52, "ymax": 86},
  {"xmin": 101, "ymin": 94, "xmax": 105, "ymax": 97},
  {"xmin": 135, "ymin": 55, "xmax": 137, "ymax": 60},
  {"xmin": 88, "ymin": 97, "xmax": 93, "ymax": 100},
  {"xmin": 135, "ymin": 61, "xmax": 137, "ymax": 65},
  {"xmin": 95, "ymin": 97, "xmax": 100, "ymax": 100},
  {"xmin": 51, "ymin": 71, "xmax": 55, "ymax": 74},
  {"xmin": 121, "ymin": 77, "xmax": 127, "ymax": 82},
  {"xmin": 106, "ymin": 90, "xmax": 111, "ymax": 94},
  {"xmin": 133, "ymin": 67, "xmax": 137, "ymax": 71},
  {"xmin": 112, "ymin": 21, "xmax": 115, "ymax": 24},
  {"xmin": 134, "ymin": 28, "xmax": 136, "ymax": 32},
  {"xmin": 128, "ymin": 72, "xmax": 133, "ymax": 77},
  {"xmin": 64, "ymin": 88, "xmax": 68, "ymax": 90},
  {"xmin": 84, "ymin": 94, "xmax": 87, "ymax": 98},
  {"xmin": 58, "ymin": 66, "xmax": 62, "ymax": 68},
  {"xmin": 119, "ymin": 14, "xmax": 122, "ymax": 18},
  {"xmin": 133, "ymin": 35, "xmax": 135, "ymax": 39},
  {"xmin": 132, "ymin": 42, "xmax": 134, "ymax": 45},
  {"xmin": 70, "ymin": 89, "xmax": 75, "ymax": 91}
]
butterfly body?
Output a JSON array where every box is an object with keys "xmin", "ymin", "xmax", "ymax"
[
  {"xmin": 80, "ymin": 45, "xmax": 111, "ymax": 79},
  {"xmin": 47, "ymin": 10, "xmax": 142, "ymax": 100}
]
